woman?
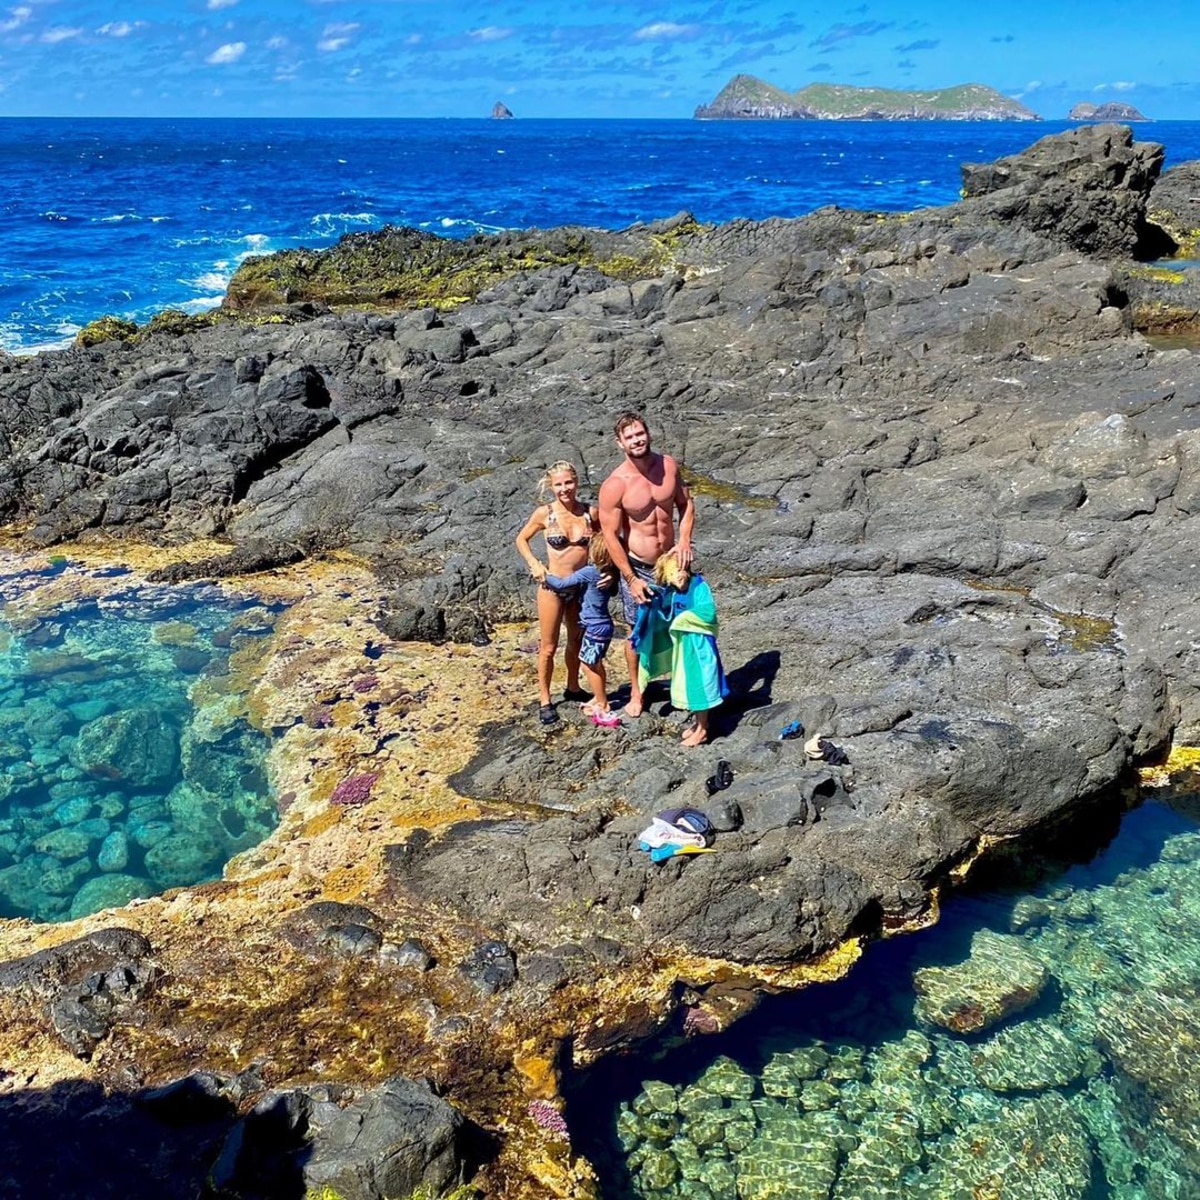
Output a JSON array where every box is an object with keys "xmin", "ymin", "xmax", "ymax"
[{"xmin": 515, "ymin": 461, "xmax": 599, "ymax": 724}]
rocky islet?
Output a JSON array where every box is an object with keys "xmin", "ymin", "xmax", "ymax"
[{"xmin": 0, "ymin": 122, "xmax": 1198, "ymax": 1195}]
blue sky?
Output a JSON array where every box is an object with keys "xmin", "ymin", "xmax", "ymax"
[{"xmin": 1, "ymin": 0, "xmax": 1198, "ymax": 119}]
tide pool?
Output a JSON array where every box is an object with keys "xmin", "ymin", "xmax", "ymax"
[
  {"xmin": 0, "ymin": 557, "xmax": 281, "ymax": 923},
  {"xmin": 586, "ymin": 790, "xmax": 1200, "ymax": 1199}
]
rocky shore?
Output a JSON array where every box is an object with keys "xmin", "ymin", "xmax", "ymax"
[{"xmin": 1, "ymin": 122, "xmax": 1200, "ymax": 1197}]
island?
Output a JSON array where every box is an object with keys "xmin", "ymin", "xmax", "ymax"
[
  {"xmin": 695, "ymin": 74, "xmax": 1041, "ymax": 120},
  {"xmin": 1070, "ymin": 100, "xmax": 1149, "ymax": 121},
  {"xmin": 491, "ymin": 100, "xmax": 514, "ymax": 119}
]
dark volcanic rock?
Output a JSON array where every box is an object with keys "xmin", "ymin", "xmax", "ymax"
[
  {"xmin": 210, "ymin": 1076, "xmax": 470, "ymax": 1200},
  {"xmin": 0, "ymin": 927, "xmax": 158, "ymax": 1057},
  {"xmin": 961, "ymin": 123, "xmax": 1164, "ymax": 258},
  {"xmin": 3, "ymin": 125, "xmax": 1200, "ymax": 1009}
]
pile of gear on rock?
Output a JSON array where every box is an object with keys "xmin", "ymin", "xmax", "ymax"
[{"xmin": 637, "ymin": 719, "xmax": 849, "ymax": 862}]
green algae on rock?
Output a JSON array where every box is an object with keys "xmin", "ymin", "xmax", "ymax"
[{"xmin": 222, "ymin": 215, "xmax": 708, "ymax": 314}]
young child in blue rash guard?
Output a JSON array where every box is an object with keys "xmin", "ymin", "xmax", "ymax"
[{"xmin": 544, "ymin": 533, "xmax": 621, "ymax": 726}]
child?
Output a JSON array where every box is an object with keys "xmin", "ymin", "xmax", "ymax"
[
  {"xmin": 635, "ymin": 549, "xmax": 728, "ymax": 746},
  {"xmin": 544, "ymin": 533, "xmax": 621, "ymax": 727}
]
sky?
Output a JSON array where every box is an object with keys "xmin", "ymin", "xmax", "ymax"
[{"xmin": 1, "ymin": 0, "xmax": 1199, "ymax": 120}]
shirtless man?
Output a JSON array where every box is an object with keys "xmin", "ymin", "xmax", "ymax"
[{"xmin": 599, "ymin": 412, "xmax": 695, "ymax": 717}]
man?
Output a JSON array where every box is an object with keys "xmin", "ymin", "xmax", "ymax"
[{"xmin": 599, "ymin": 412, "xmax": 695, "ymax": 717}]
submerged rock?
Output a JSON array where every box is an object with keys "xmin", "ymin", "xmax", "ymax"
[
  {"xmin": 970, "ymin": 1015, "xmax": 1094, "ymax": 1092},
  {"xmin": 920, "ymin": 1092, "xmax": 1093, "ymax": 1198},
  {"xmin": 72, "ymin": 707, "xmax": 179, "ymax": 787},
  {"xmin": 913, "ymin": 929, "xmax": 1049, "ymax": 1034}
]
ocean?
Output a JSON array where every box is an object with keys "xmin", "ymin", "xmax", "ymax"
[{"xmin": 3, "ymin": 116, "xmax": 1200, "ymax": 354}]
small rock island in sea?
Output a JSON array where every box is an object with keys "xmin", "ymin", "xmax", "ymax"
[
  {"xmin": 1070, "ymin": 100, "xmax": 1150, "ymax": 121},
  {"xmin": 3, "ymin": 122, "xmax": 1200, "ymax": 1197},
  {"xmin": 694, "ymin": 73, "xmax": 1041, "ymax": 119},
  {"xmin": 491, "ymin": 100, "xmax": 514, "ymax": 119}
]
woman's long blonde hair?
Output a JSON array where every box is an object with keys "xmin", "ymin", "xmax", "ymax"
[{"xmin": 537, "ymin": 460, "xmax": 579, "ymax": 500}]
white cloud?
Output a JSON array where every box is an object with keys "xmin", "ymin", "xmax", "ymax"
[
  {"xmin": 208, "ymin": 0, "xmax": 238, "ymax": 9},
  {"xmin": 634, "ymin": 21, "xmax": 700, "ymax": 40},
  {"xmin": 467, "ymin": 26, "xmax": 512, "ymax": 42},
  {"xmin": 0, "ymin": 5, "xmax": 30, "ymax": 34},
  {"xmin": 207, "ymin": 41, "xmax": 246, "ymax": 63},
  {"xmin": 97, "ymin": 21, "xmax": 144, "ymax": 37},
  {"xmin": 317, "ymin": 21, "xmax": 358, "ymax": 51},
  {"xmin": 266, "ymin": 35, "xmax": 287, "ymax": 50},
  {"xmin": 42, "ymin": 26, "xmax": 83, "ymax": 43},
  {"xmin": 1113, "ymin": 80, "xmax": 1136, "ymax": 91},
  {"xmin": 405, "ymin": 32, "xmax": 421, "ymax": 46}
]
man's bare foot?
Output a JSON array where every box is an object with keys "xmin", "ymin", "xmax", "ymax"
[
  {"xmin": 623, "ymin": 700, "xmax": 644, "ymax": 719},
  {"xmin": 681, "ymin": 725, "xmax": 707, "ymax": 746}
]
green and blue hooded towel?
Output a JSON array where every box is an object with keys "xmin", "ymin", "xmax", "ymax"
[{"xmin": 631, "ymin": 574, "xmax": 729, "ymax": 713}]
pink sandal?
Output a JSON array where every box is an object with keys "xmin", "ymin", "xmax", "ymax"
[{"xmin": 590, "ymin": 709, "xmax": 622, "ymax": 728}]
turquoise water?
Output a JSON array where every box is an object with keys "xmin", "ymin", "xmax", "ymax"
[
  {"xmin": 588, "ymin": 792, "xmax": 1200, "ymax": 1199},
  {"xmin": 0, "ymin": 557, "xmax": 282, "ymax": 922}
]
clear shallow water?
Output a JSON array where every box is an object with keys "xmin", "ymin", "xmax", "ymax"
[
  {"xmin": 4, "ymin": 117, "xmax": 1200, "ymax": 353},
  {"xmin": 584, "ymin": 794, "xmax": 1200, "ymax": 1199},
  {"xmin": 0, "ymin": 556, "xmax": 282, "ymax": 922}
]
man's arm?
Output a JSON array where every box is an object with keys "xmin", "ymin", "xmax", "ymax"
[
  {"xmin": 672, "ymin": 458, "xmax": 695, "ymax": 568},
  {"xmin": 600, "ymin": 474, "xmax": 652, "ymax": 604}
]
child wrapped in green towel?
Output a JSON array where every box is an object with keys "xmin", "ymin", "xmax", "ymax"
[{"xmin": 631, "ymin": 548, "xmax": 729, "ymax": 746}]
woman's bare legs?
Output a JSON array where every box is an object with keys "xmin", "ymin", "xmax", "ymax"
[
  {"xmin": 681, "ymin": 709, "xmax": 710, "ymax": 746},
  {"xmin": 562, "ymin": 599, "xmax": 584, "ymax": 694},
  {"xmin": 536, "ymin": 585, "xmax": 566, "ymax": 707}
]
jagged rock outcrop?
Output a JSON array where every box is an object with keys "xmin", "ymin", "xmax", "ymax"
[
  {"xmin": 961, "ymin": 122, "xmax": 1164, "ymax": 258},
  {"xmin": 491, "ymin": 101, "xmax": 514, "ymax": 119}
]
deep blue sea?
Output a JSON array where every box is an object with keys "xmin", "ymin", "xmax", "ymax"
[{"xmin": 4, "ymin": 117, "xmax": 1200, "ymax": 354}]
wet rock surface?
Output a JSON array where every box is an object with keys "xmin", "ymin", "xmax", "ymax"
[{"xmin": 1, "ymin": 124, "xmax": 1200, "ymax": 1197}]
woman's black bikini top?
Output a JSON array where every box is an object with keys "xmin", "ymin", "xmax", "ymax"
[{"xmin": 545, "ymin": 505, "xmax": 592, "ymax": 551}]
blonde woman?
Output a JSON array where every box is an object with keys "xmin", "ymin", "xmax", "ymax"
[{"xmin": 515, "ymin": 461, "xmax": 599, "ymax": 724}]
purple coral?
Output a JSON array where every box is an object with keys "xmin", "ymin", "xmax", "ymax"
[
  {"xmin": 528, "ymin": 1100, "xmax": 569, "ymax": 1138},
  {"xmin": 330, "ymin": 772, "xmax": 379, "ymax": 806},
  {"xmin": 353, "ymin": 675, "xmax": 379, "ymax": 693},
  {"xmin": 305, "ymin": 704, "xmax": 334, "ymax": 729},
  {"xmin": 682, "ymin": 1005, "xmax": 720, "ymax": 1036}
]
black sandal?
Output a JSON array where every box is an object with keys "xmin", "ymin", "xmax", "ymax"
[{"xmin": 539, "ymin": 703, "xmax": 559, "ymax": 725}]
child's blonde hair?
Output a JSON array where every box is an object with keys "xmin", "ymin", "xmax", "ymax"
[
  {"xmin": 653, "ymin": 547, "xmax": 690, "ymax": 586},
  {"xmin": 537, "ymin": 460, "xmax": 579, "ymax": 499},
  {"xmin": 589, "ymin": 532, "xmax": 612, "ymax": 569}
]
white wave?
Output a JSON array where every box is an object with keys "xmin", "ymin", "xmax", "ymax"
[
  {"xmin": 243, "ymin": 233, "xmax": 270, "ymax": 248},
  {"xmin": 4, "ymin": 323, "xmax": 80, "ymax": 356},
  {"xmin": 189, "ymin": 271, "xmax": 231, "ymax": 292},
  {"xmin": 309, "ymin": 211, "xmax": 375, "ymax": 229},
  {"xmin": 420, "ymin": 216, "xmax": 505, "ymax": 235},
  {"xmin": 178, "ymin": 296, "xmax": 223, "ymax": 315}
]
